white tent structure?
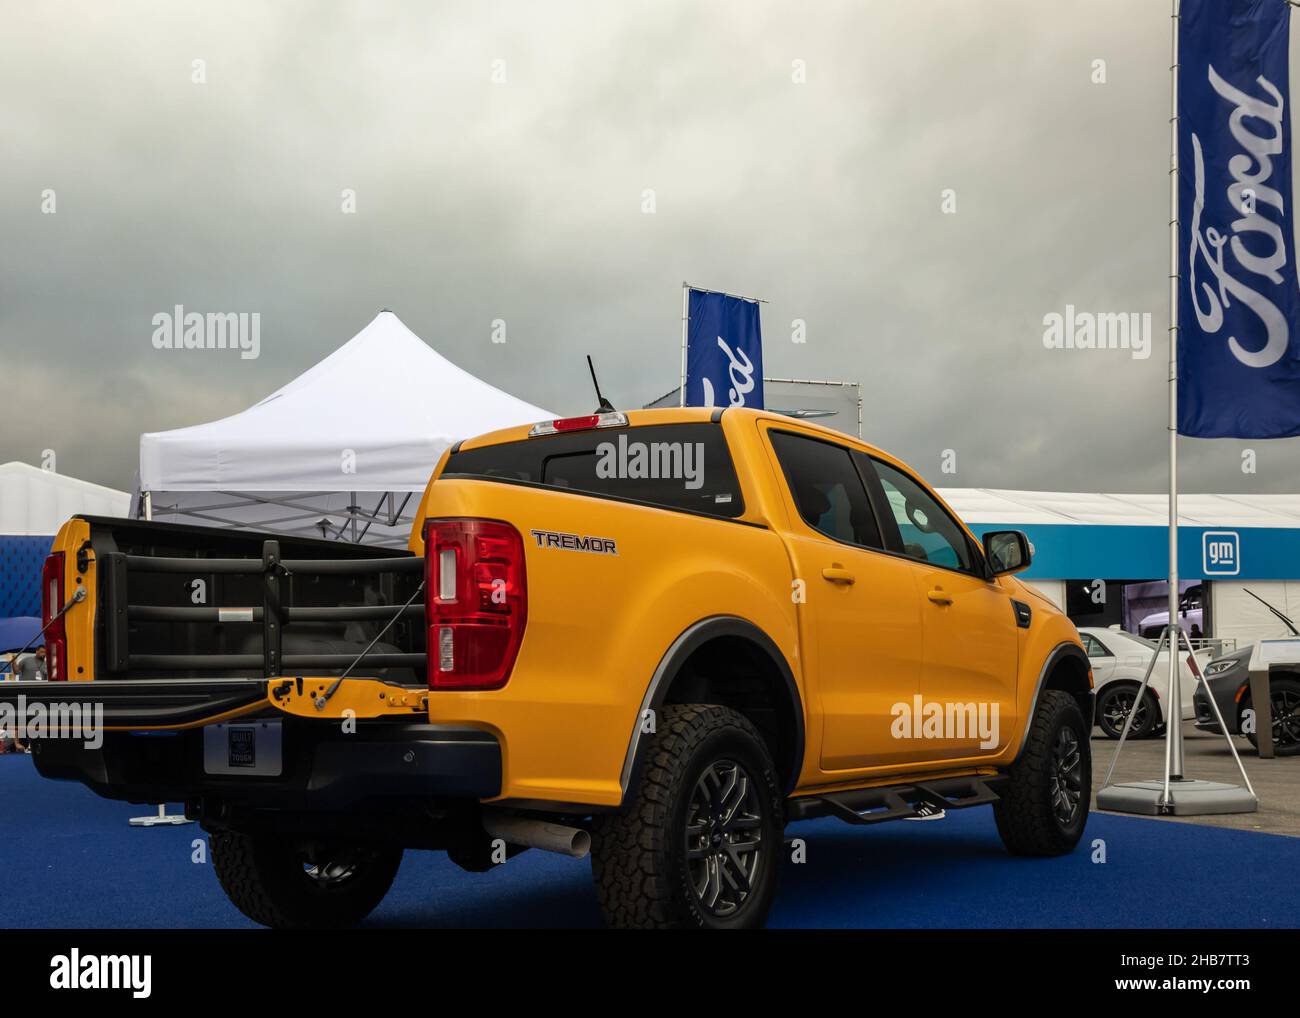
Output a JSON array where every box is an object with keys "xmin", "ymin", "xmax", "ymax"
[
  {"xmin": 133, "ymin": 311, "xmax": 554, "ymax": 546},
  {"xmin": 0, "ymin": 461, "xmax": 130, "ymax": 534},
  {"xmin": 1, "ymin": 463, "xmax": 130, "ymax": 620},
  {"xmin": 935, "ymin": 488, "xmax": 1300, "ymax": 527}
]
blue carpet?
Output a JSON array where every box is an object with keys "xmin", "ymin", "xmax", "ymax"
[{"xmin": 0, "ymin": 753, "xmax": 1292, "ymax": 929}]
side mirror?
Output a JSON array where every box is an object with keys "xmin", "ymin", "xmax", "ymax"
[{"xmin": 983, "ymin": 530, "xmax": 1032, "ymax": 575}]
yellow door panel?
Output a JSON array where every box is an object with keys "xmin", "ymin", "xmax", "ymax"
[
  {"xmin": 912, "ymin": 565, "xmax": 1020, "ymax": 759},
  {"xmin": 807, "ymin": 540, "xmax": 924, "ymax": 769},
  {"xmin": 865, "ymin": 457, "xmax": 1021, "ymax": 762},
  {"xmin": 755, "ymin": 420, "xmax": 927, "ymax": 772}
]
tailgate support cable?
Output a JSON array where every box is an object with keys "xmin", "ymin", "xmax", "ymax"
[
  {"xmin": 3, "ymin": 587, "xmax": 87, "ymax": 671},
  {"xmin": 315, "ymin": 579, "xmax": 426, "ymax": 710}
]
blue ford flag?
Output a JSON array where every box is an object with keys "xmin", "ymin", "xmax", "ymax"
[
  {"xmin": 1178, "ymin": 0, "xmax": 1300, "ymax": 437},
  {"xmin": 684, "ymin": 288, "xmax": 764, "ymax": 409}
]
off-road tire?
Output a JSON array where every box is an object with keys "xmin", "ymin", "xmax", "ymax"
[
  {"xmin": 591, "ymin": 704, "xmax": 783, "ymax": 929},
  {"xmin": 995, "ymin": 690, "xmax": 1090, "ymax": 856},
  {"xmin": 211, "ymin": 830, "xmax": 402, "ymax": 929}
]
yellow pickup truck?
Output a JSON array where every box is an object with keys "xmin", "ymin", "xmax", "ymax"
[{"xmin": 3, "ymin": 406, "xmax": 1092, "ymax": 929}]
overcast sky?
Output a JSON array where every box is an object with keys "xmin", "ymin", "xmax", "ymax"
[{"xmin": 3, "ymin": 0, "xmax": 1298, "ymax": 496}]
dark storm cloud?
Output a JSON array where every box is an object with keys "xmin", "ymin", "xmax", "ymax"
[{"xmin": 2, "ymin": 0, "xmax": 1297, "ymax": 494}]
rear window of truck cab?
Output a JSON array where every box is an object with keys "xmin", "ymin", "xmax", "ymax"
[{"xmin": 442, "ymin": 422, "xmax": 745, "ymax": 519}]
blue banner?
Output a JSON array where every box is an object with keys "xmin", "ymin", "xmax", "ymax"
[
  {"xmin": 684, "ymin": 289, "xmax": 764, "ymax": 409},
  {"xmin": 1178, "ymin": 0, "xmax": 1300, "ymax": 437}
]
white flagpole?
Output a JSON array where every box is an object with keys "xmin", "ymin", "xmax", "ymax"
[
  {"xmin": 1097, "ymin": 0, "xmax": 1256, "ymax": 816},
  {"xmin": 1164, "ymin": 0, "xmax": 1184, "ymax": 802},
  {"xmin": 679, "ymin": 282, "xmax": 689, "ymax": 407}
]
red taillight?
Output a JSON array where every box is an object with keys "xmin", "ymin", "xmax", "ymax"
[
  {"xmin": 424, "ymin": 519, "xmax": 527, "ymax": 690},
  {"xmin": 41, "ymin": 552, "xmax": 67, "ymax": 681}
]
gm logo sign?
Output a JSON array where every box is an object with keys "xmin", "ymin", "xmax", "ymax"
[{"xmin": 1203, "ymin": 531, "xmax": 1240, "ymax": 576}]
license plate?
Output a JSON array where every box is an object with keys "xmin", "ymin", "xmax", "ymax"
[{"xmin": 203, "ymin": 721, "xmax": 282, "ymax": 776}]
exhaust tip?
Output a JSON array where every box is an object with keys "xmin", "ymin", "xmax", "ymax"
[{"xmin": 482, "ymin": 813, "xmax": 591, "ymax": 859}]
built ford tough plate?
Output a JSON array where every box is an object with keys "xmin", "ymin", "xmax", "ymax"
[{"xmin": 3, "ymin": 406, "xmax": 1094, "ymax": 929}]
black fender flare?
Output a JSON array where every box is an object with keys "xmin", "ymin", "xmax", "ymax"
[
  {"xmin": 617, "ymin": 615, "xmax": 806, "ymax": 805},
  {"xmin": 1014, "ymin": 640, "xmax": 1093, "ymax": 762}
]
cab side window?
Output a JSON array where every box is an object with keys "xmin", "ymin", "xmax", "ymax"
[
  {"xmin": 769, "ymin": 431, "xmax": 882, "ymax": 550},
  {"xmin": 869, "ymin": 459, "xmax": 973, "ymax": 572}
]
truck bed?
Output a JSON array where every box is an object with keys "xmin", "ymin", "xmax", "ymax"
[{"xmin": 72, "ymin": 515, "xmax": 426, "ymax": 684}]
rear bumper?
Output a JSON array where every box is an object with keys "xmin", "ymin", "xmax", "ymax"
[
  {"xmin": 305, "ymin": 723, "xmax": 502, "ymax": 804},
  {"xmin": 2, "ymin": 678, "xmax": 500, "ymax": 811},
  {"xmin": 0, "ymin": 678, "xmax": 268, "ymax": 728},
  {"xmin": 25, "ymin": 716, "xmax": 501, "ymax": 811}
]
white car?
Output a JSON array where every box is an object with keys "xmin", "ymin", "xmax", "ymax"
[
  {"xmin": 1135, "ymin": 584, "xmax": 1204, "ymax": 641},
  {"xmin": 1135, "ymin": 606, "xmax": 1204, "ymax": 641},
  {"xmin": 1077, "ymin": 626, "xmax": 1211, "ymax": 739}
]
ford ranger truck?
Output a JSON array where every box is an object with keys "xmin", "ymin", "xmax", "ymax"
[{"xmin": 2, "ymin": 406, "xmax": 1093, "ymax": 930}]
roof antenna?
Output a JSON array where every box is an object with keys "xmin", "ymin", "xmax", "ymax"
[{"xmin": 587, "ymin": 355, "xmax": 616, "ymax": 413}]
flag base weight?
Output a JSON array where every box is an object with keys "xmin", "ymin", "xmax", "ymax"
[
  {"xmin": 1098, "ymin": 623, "xmax": 1259, "ymax": 817},
  {"xmin": 128, "ymin": 804, "xmax": 193, "ymax": 827},
  {"xmin": 1096, "ymin": 778, "xmax": 1257, "ymax": 816}
]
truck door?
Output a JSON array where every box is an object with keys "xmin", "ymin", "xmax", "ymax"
[
  {"xmin": 763, "ymin": 426, "xmax": 928, "ymax": 772},
  {"xmin": 862, "ymin": 456, "xmax": 1020, "ymax": 760}
]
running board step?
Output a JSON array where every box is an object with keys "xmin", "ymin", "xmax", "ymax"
[{"xmin": 786, "ymin": 775, "xmax": 1006, "ymax": 826}]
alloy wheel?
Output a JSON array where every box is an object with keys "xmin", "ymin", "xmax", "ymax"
[
  {"xmin": 685, "ymin": 759, "xmax": 765, "ymax": 918},
  {"xmin": 1271, "ymin": 688, "xmax": 1300, "ymax": 747},
  {"xmin": 1049, "ymin": 727, "xmax": 1083, "ymax": 827},
  {"xmin": 302, "ymin": 851, "xmax": 362, "ymax": 889},
  {"xmin": 1101, "ymin": 688, "xmax": 1150, "ymax": 735}
]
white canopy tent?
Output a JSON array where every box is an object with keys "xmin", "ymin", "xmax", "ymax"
[
  {"xmin": 0, "ymin": 462, "xmax": 130, "ymax": 535},
  {"xmin": 133, "ymin": 311, "xmax": 554, "ymax": 546}
]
